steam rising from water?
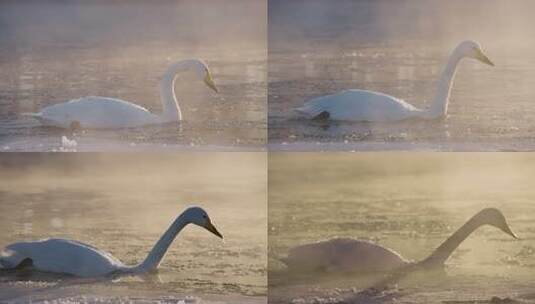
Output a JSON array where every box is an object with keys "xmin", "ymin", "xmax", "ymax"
[
  {"xmin": 1, "ymin": 0, "xmax": 266, "ymax": 50},
  {"xmin": 270, "ymin": 0, "xmax": 535, "ymax": 50},
  {"xmin": 269, "ymin": 153, "xmax": 535, "ymax": 303}
]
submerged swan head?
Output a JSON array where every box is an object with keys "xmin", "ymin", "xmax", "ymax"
[
  {"xmin": 183, "ymin": 206, "xmax": 223, "ymax": 238},
  {"xmin": 474, "ymin": 208, "xmax": 517, "ymax": 238},
  {"xmin": 455, "ymin": 40, "xmax": 494, "ymax": 66}
]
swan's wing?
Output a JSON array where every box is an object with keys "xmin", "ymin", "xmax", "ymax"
[
  {"xmin": 40, "ymin": 96, "xmax": 159, "ymax": 128},
  {"xmin": 284, "ymin": 241, "xmax": 333, "ymax": 271},
  {"xmin": 4, "ymin": 238, "xmax": 124, "ymax": 277},
  {"xmin": 324, "ymin": 238, "xmax": 408, "ymax": 271},
  {"xmin": 51, "ymin": 239, "xmax": 123, "ymax": 264},
  {"xmin": 285, "ymin": 238, "xmax": 407, "ymax": 272},
  {"xmin": 298, "ymin": 89, "xmax": 420, "ymax": 122},
  {"xmin": 284, "ymin": 238, "xmax": 366, "ymax": 270},
  {"xmin": 65, "ymin": 96, "xmax": 151, "ymax": 113}
]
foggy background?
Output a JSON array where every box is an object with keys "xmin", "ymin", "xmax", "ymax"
[
  {"xmin": 0, "ymin": 0, "xmax": 265, "ymax": 53},
  {"xmin": 269, "ymin": 0, "xmax": 535, "ymax": 51}
]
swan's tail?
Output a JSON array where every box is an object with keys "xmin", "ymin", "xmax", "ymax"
[
  {"xmin": 294, "ymin": 106, "xmax": 310, "ymax": 116},
  {"xmin": 295, "ymin": 103, "xmax": 330, "ymax": 120},
  {"xmin": 21, "ymin": 112, "xmax": 41, "ymax": 118},
  {"xmin": 21, "ymin": 112, "xmax": 52, "ymax": 125},
  {"xmin": 295, "ymin": 103, "xmax": 319, "ymax": 118},
  {"xmin": 21, "ymin": 112, "xmax": 44, "ymax": 122},
  {"xmin": 278, "ymin": 256, "xmax": 289, "ymax": 266}
]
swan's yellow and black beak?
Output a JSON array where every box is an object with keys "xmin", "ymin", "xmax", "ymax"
[
  {"xmin": 204, "ymin": 70, "xmax": 219, "ymax": 93},
  {"xmin": 205, "ymin": 221, "xmax": 223, "ymax": 239},
  {"xmin": 475, "ymin": 49, "xmax": 494, "ymax": 67},
  {"xmin": 501, "ymin": 224, "xmax": 518, "ymax": 239}
]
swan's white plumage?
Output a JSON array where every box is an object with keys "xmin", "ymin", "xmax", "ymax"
[
  {"xmin": 0, "ymin": 207, "xmax": 223, "ymax": 277},
  {"xmin": 296, "ymin": 89, "xmax": 422, "ymax": 122},
  {"xmin": 39, "ymin": 97, "xmax": 160, "ymax": 129},
  {"xmin": 26, "ymin": 59, "xmax": 218, "ymax": 129},
  {"xmin": 1, "ymin": 238, "xmax": 126, "ymax": 277},
  {"xmin": 296, "ymin": 40, "xmax": 494, "ymax": 122},
  {"xmin": 283, "ymin": 238, "xmax": 408, "ymax": 273}
]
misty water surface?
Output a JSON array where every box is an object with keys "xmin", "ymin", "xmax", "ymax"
[
  {"xmin": 269, "ymin": 153, "xmax": 535, "ymax": 303},
  {"xmin": 0, "ymin": 153, "xmax": 267, "ymax": 303}
]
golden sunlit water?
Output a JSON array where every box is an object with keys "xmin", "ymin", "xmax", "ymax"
[
  {"xmin": 4, "ymin": 1, "xmax": 535, "ymax": 304},
  {"xmin": 0, "ymin": 153, "xmax": 267, "ymax": 303},
  {"xmin": 269, "ymin": 153, "xmax": 535, "ymax": 303}
]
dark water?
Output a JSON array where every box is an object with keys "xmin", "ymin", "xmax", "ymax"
[
  {"xmin": 0, "ymin": 1, "xmax": 266, "ymax": 151},
  {"xmin": 268, "ymin": 153, "xmax": 535, "ymax": 303},
  {"xmin": 0, "ymin": 153, "xmax": 267, "ymax": 303},
  {"xmin": 268, "ymin": 0, "xmax": 535, "ymax": 151}
]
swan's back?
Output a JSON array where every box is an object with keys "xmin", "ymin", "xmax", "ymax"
[
  {"xmin": 1, "ymin": 238, "xmax": 125, "ymax": 277},
  {"xmin": 40, "ymin": 97, "xmax": 160, "ymax": 128},
  {"xmin": 297, "ymin": 89, "xmax": 422, "ymax": 122},
  {"xmin": 283, "ymin": 238, "xmax": 408, "ymax": 273}
]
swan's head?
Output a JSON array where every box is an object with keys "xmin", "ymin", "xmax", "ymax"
[
  {"xmin": 170, "ymin": 59, "xmax": 219, "ymax": 93},
  {"xmin": 183, "ymin": 206, "xmax": 223, "ymax": 239},
  {"xmin": 477, "ymin": 208, "xmax": 517, "ymax": 239},
  {"xmin": 203, "ymin": 68, "xmax": 218, "ymax": 93},
  {"xmin": 456, "ymin": 40, "xmax": 494, "ymax": 66},
  {"xmin": 192, "ymin": 60, "xmax": 218, "ymax": 93}
]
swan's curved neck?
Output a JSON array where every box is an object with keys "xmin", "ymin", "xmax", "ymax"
[
  {"xmin": 420, "ymin": 213, "xmax": 481, "ymax": 267},
  {"xmin": 426, "ymin": 49, "xmax": 463, "ymax": 119},
  {"xmin": 159, "ymin": 60, "xmax": 200, "ymax": 122},
  {"xmin": 133, "ymin": 214, "xmax": 190, "ymax": 273}
]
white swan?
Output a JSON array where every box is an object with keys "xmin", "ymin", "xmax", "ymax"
[
  {"xmin": 0, "ymin": 207, "xmax": 222, "ymax": 277},
  {"xmin": 295, "ymin": 40, "xmax": 494, "ymax": 122},
  {"xmin": 23, "ymin": 59, "xmax": 218, "ymax": 129},
  {"xmin": 281, "ymin": 208, "xmax": 516, "ymax": 273}
]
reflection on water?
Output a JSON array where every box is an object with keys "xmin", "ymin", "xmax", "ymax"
[
  {"xmin": 0, "ymin": 1, "xmax": 266, "ymax": 151},
  {"xmin": 268, "ymin": 153, "xmax": 535, "ymax": 303},
  {"xmin": 0, "ymin": 153, "xmax": 267, "ymax": 303},
  {"xmin": 268, "ymin": 0, "xmax": 535, "ymax": 151}
]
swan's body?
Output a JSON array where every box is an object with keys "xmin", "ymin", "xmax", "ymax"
[
  {"xmin": 282, "ymin": 208, "xmax": 516, "ymax": 273},
  {"xmin": 0, "ymin": 238, "xmax": 128, "ymax": 277},
  {"xmin": 0, "ymin": 207, "xmax": 222, "ymax": 277},
  {"xmin": 297, "ymin": 90, "xmax": 424, "ymax": 122},
  {"xmin": 282, "ymin": 238, "xmax": 408, "ymax": 273},
  {"xmin": 296, "ymin": 40, "xmax": 494, "ymax": 122},
  {"xmin": 25, "ymin": 59, "xmax": 218, "ymax": 129},
  {"xmin": 30, "ymin": 97, "xmax": 161, "ymax": 129}
]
